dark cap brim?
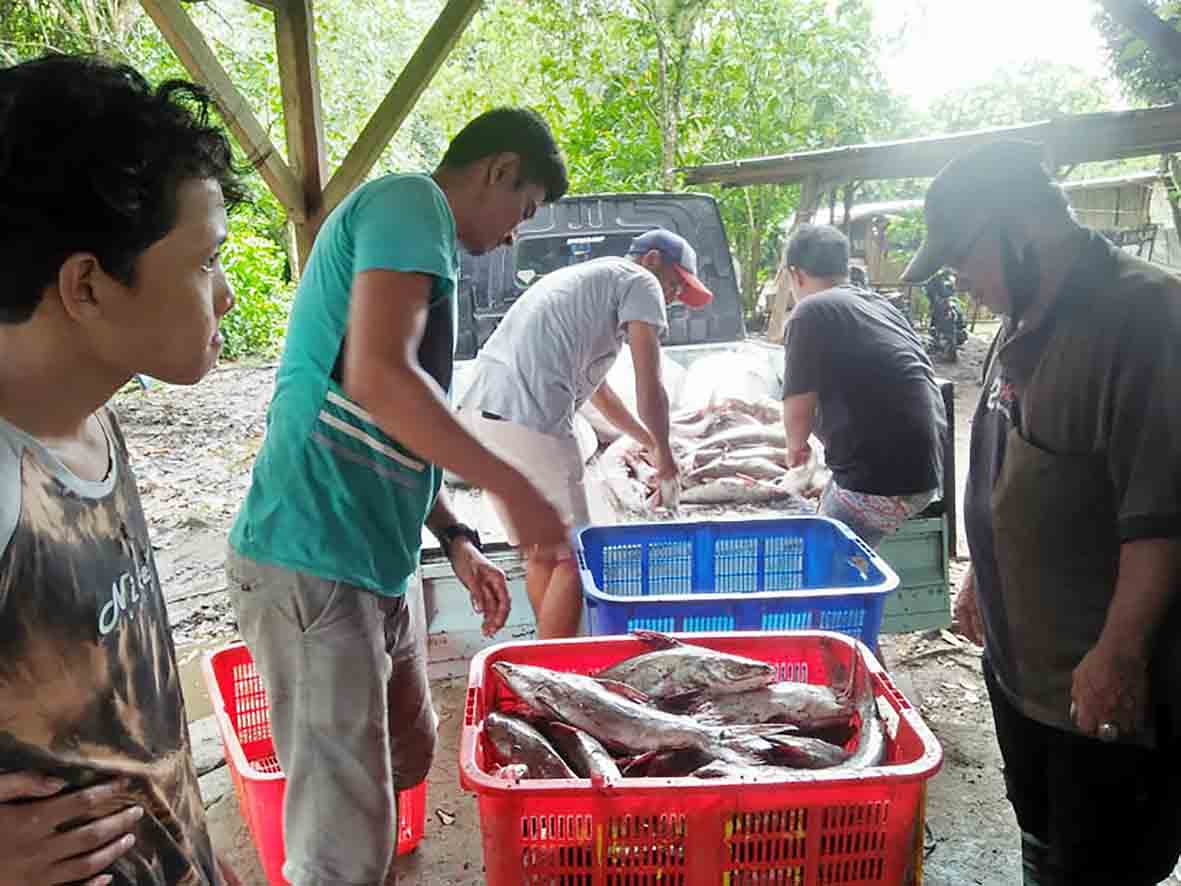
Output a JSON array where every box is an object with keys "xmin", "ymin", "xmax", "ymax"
[{"xmin": 900, "ymin": 238, "xmax": 945, "ymax": 284}]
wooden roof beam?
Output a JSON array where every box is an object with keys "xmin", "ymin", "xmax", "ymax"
[
  {"xmin": 682, "ymin": 105, "xmax": 1181, "ymax": 188},
  {"xmin": 323, "ymin": 0, "xmax": 483, "ymax": 213},
  {"xmin": 140, "ymin": 0, "xmax": 304, "ymax": 219}
]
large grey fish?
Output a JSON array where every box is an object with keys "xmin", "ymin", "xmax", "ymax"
[
  {"xmin": 621, "ymin": 748, "xmax": 712, "ymax": 778},
  {"xmin": 595, "ymin": 631, "xmax": 776, "ymax": 702},
  {"xmin": 544, "ymin": 722, "xmax": 622, "ymax": 781},
  {"xmin": 845, "ymin": 656, "xmax": 886, "ymax": 769},
  {"xmin": 492, "ymin": 661, "xmax": 779, "ymax": 758},
  {"xmin": 690, "ymin": 735, "xmax": 850, "ymax": 778},
  {"xmin": 689, "ymin": 680, "xmax": 854, "ymax": 730},
  {"xmin": 483, "ymin": 711, "xmax": 575, "ymax": 779},
  {"xmin": 688, "ymin": 454, "xmax": 787, "ymax": 483},
  {"xmin": 691, "ymin": 760, "xmax": 816, "ymax": 781},
  {"xmin": 693, "ymin": 731, "xmax": 850, "ymax": 770},
  {"xmin": 760, "ymin": 734, "xmax": 852, "ymax": 769}
]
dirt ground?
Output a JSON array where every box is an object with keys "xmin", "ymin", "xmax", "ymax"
[{"xmin": 114, "ymin": 334, "xmax": 1175, "ymax": 885}]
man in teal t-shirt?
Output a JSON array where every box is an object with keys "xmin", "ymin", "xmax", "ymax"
[{"xmin": 226, "ymin": 108, "xmax": 568, "ymax": 886}]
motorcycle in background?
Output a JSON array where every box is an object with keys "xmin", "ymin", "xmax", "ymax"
[{"xmin": 925, "ymin": 270, "xmax": 968, "ymax": 362}]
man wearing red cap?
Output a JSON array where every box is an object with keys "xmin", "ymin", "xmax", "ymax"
[{"xmin": 459, "ymin": 227, "xmax": 713, "ymax": 638}]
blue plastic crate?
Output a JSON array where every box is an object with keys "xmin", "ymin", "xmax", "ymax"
[{"xmin": 575, "ymin": 516, "xmax": 899, "ymax": 647}]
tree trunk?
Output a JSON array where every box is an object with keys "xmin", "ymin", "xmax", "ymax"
[
  {"xmin": 746, "ymin": 226, "xmax": 761, "ymax": 315},
  {"xmin": 768, "ymin": 176, "xmax": 821, "ymax": 342},
  {"xmin": 1099, "ymin": 0, "xmax": 1181, "ymax": 75}
]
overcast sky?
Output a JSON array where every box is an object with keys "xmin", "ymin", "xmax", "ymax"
[{"xmin": 869, "ymin": 0, "xmax": 1118, "ymax": 108}]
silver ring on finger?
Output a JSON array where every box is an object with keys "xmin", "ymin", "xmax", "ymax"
[{"xmin": 1098, "ymin": 721, "xmax": 1119, "ymax": 743}]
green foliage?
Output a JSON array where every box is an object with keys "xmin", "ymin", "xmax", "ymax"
[
  {"xmin": 0, "ymin": 0, "xmax": 1000, "ymax": 352},
  {"xmin": 927, "ymin": 60, "xmax": 1112, "ymax": 134},
  {"xmin": 219, "ymin": 207, "xmax": 292, "ymax": 361},
  {"xmin": 884, "ymin": 208, "xmax": 927, "ymax": 272},
  {"xmin": 1094, "ymin": 0, "xmax": 1181, "ymax": 104}
]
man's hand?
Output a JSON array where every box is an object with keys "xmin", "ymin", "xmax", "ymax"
[
  {"xmin": 787, "ymin": 442, "xmax": 813, "ymax": 470},
  {"xmin": 0, "ymin": 773, "xmax": 141, "ymax": 886},
  {"xmin": 653, "ymin": 446, "xmax": 679, "ymax": 483},
  {"xmin": 954, "ymin": 569, "xmax": 985, "ymax": 646},
  {"xmin": 448, "ymin": 538, "xmax": 511, "ymax": 637},
  {"xmin": 647, "ymin": 446, "xmax": 681, "ymax": 509},
  {"xmin": 783, "ymin": 392, "xmax": 818, "ymax": 470},
  {"xmin": 1071, "ymin": 638, "xmax": 1149, "ymax": 741},
  {"xmin": 1069, "ymin": 539, "xmax": 1178, "ymax": 742}
]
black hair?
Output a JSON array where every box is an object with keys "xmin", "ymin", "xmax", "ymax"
[
  {"xmin": 0, "ymin": 53, "xmax": 247, "ymax": 324},
  {"xmin": 439, "ymin": 107, "xmax": 568, "ymax": 203},
  {"xmin": 785, "ymin": 224, "xmax": 850, "ymax": 278}
]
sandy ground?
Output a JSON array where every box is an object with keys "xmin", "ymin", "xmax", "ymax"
[{"xmin": 113, "ymin": 334, "xmax": 1176, "ymax": 885}]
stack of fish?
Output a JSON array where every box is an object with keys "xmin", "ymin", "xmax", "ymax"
[
  {"xmin": 483, "ymin": 631, "xmax": 885, "ymax": 783},
  {"xmin": 600, "ymin": 397, "xmax": 832, "ymax": 511}
]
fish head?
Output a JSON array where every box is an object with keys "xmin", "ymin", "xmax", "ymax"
[
  {"xmin": 709, "ymin": 655, "xmax": 777, "ymax": 693},
  {"xmin": 491, "ymin": 661, "xmax": 562, "ymax": 714}
]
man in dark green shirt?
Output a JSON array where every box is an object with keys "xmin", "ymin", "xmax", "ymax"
[{"xmin": 903, "ymin": 140, "xmax": 1181, "ymax": 886}]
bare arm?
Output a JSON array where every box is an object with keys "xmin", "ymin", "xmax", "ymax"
[
  {"xmin": 783, "ymin": 391, "xmax": 818, "ymax": 467},
  {"xmin": 1072, "ymin": 538, "xmax": 1180, "ymax": 736},
  {"xmin": 627, "ymin": 321, "xmax": 675, "ymax": 477},
  {"xmin": 589, "ymin": 380, "xmax": 655, "ymax": 449},
  {"xmin": 343, "ymin": 270, "xmax": 565, "ymax": 548}
]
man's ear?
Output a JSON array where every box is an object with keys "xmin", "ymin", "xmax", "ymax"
[
  {"xmin": 55, "ymin": 253, "xmax": 105, "ymax": 323},
  {"xmin": 487, "ymin": 152, "xmax": 522, "ymax": 187},
  {"xmin": 640, "ymin": 249, "xmax": 663, "ymax": 272}
]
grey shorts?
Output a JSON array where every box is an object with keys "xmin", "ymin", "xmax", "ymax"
[
  {"xmin": 226, "ymin": 548, "xmax": 437, "ymax": 886},
  {"xmin": 818, "ymin": 482, "xmax": 937, "ymax": 549}
]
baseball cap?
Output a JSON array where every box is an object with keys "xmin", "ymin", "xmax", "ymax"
[
  {"xmin": 901, "ymin": 140, "xmax": 1056, "ymax": 284},
  {"xmin": 628, "ymin": 228, "xmax": 714, "ymax": 308}
]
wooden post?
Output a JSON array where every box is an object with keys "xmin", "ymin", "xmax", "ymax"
[
  {"xmin": 139, "ymin": 0, "xmax": 303, "ymax": 221},
  {"xmin": 768, "ymin": 175, "xmax": 822, "ymax": 342},
  {"xmin": 866, "ymin": 214, "xmax": 884, "ymax": 283},
  {"xmin": 274, "ymin": 0, "xmax": 328, "ymax": 269},
  {"xmin": 142, "ymin": 0, "xmax": 483, "ymax": 265}
]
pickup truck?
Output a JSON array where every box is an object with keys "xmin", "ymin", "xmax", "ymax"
[{"xmin": 419, "ymin": 193, "xmax": 954, "ymax": 677}]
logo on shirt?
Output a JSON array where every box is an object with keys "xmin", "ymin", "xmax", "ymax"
[
  {"xmin": 98, "ymin": 537, "xmax": 156, "ymax": 637},
  {"xmin": 985, "ymin": 376, "xmax": 1018, "ymax": 424}
]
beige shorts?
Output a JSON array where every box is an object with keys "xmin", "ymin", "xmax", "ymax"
[
  {"xmin": 226, "ymin": 548, "xmax": 436, "ymax": 886},
  {"xmin": 458, "ymin": 409, "xmax": 590, "ymax": 557}
]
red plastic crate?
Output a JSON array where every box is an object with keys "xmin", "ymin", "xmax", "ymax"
[
  {"xmin": 202, "ymin": 643, "xmax": 425, "ymax": 885},
  {"xmin": 460, "ymin": 631, "xmax": 941, "ymax": 886}
]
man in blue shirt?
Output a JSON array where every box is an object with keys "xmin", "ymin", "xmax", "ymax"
[{"xmin": 227, "ymin": 108, "xmax": 568, "ymax": 886}]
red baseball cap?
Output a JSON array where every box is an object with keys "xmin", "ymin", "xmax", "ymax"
[{"xmin": 628, "ymin": 228, "xmax": 714, "ymax": 308}]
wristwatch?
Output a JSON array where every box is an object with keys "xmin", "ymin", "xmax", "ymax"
[{"xmin": 437, "ymin": 522, "xmax": 483, "ymax": 557}]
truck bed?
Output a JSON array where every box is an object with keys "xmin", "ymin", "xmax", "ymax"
[{"xmin": 417, "ymin": 343, "xmax": 955, "ymax": 678}]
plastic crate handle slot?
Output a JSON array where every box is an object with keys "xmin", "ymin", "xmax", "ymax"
[
  {"xmin": 463, "ymin": 686, "xmax": 480, "ymax": 727},
  {"xmin": 573, "ymin": 529, "xmax": 589, "ymax": 572}
]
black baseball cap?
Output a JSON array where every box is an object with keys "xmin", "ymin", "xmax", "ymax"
[{"xmin": 901, "ymin": 140, "xmax": 1056, "ymax": 284}]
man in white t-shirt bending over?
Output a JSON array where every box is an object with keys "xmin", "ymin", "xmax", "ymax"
[{"xmin": 459, "ymin": 228, "xmax": 713, "ymax": 637}]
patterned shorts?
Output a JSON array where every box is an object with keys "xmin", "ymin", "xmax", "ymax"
[{"xmin": 818, "ymin": 481, "xmax": 937, "ymax": 549}]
